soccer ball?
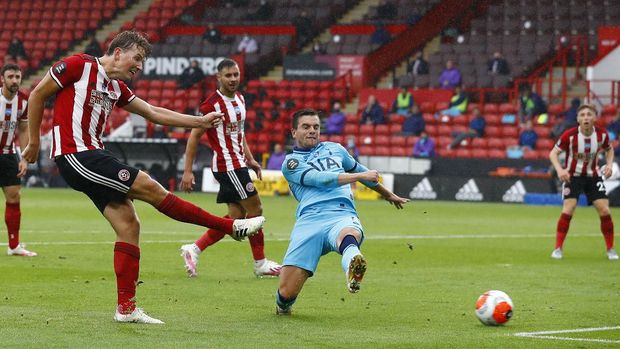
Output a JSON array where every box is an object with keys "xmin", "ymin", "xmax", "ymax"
[{"xmin": 474, "ymin": 290, "xmax": 513, "ymax": 326}]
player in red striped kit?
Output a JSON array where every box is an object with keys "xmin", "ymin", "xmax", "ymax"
[
  {"xmin": 549, "ymin": 104, "xmax": 618, "ymax": 260},
  {"xmin": 0, "ymin": 63, "xmax": 36, "ymax": 257},
  {"xmin": 21, "ymin": 31, "xmax": 266, "ymax": 324},
  {"xmin": 179, "ymin": 58, "xmax": 281, "ymax": 278}
]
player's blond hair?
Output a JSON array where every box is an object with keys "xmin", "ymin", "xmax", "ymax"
[{"xmin": 577, "ymin": 103, "xmax": 598, "ymax": 115}]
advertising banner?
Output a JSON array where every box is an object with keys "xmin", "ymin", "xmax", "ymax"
[{"xmin": 395, "ymin": 175, "xmax": 552, "ymax": 203}]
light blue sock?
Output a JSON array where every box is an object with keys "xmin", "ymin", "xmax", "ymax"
[{"xmin": 341, "ymin": 245, "xmax": 361, "ymax": 273}]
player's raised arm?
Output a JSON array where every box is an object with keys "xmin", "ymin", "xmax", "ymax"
[
  {"xmin": 122, "ymin": 97, "xmax": 224, "ymax": 129},
  {"xmin": 22, "ymin": 73, "xmax": 61, "ymax": 163}
]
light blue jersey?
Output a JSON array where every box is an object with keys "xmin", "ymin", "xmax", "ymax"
[
  {"xmin": 280, "ymin": 141, "xmax": 377, "ymax": 274},
  {"xmin": 281, "ymin": 141, "xmax": 377, "ymax": 217}
]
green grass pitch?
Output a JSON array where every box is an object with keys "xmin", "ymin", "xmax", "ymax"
[{"xmin": 1, "ymin": 188, "xmax": 619, "ymax": 348}]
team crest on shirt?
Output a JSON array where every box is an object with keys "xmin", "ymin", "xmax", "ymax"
[
  {"xmin": 563, "ymin": 187, "xmax": 570, "ymax": 196},
  {"xmin": 234, "ymin": 105, "xmax": 241, "ymax": 115},
  {"xmin": 287, "ymin": 158, "xmax": 299, "ymax": 170},
  {"xmin": 118, "ymin": 169, "xmax": 131, "ymax": 182},
  {"xmin": 246, "ymin": 182, "xmax": 255, "ymax": 192}
]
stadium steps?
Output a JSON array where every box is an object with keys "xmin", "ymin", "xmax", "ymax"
[
  {"xmin": 260, "ymin": 0, "xmax": 380, "ymax": 81},
  {"xmin": 376, "ymin": 36, "xmax": 441, "ymax": 88},
  {"xmin": 540, "ymin": 67, "xmax": 587, "ymax": 104},
  {"xmin": 22, "ymin": 0, "xmax": 156, "ymax": 89}
]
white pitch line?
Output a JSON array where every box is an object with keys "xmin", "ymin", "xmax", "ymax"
[
  {"xmin": 0, "ymin": 233, "xmax": 603, "ymax": 246},
  {"xmin": 513, "ymin": 326, "xmax": 620, "ymax": 344}
]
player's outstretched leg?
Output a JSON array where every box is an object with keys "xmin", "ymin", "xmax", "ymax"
[
  {"xmin": 156, "ymin": 193, "xmax": 264, "ymax": 239},
  {"xmin": 339, "ymin": 234, "xmax": 366, "ymax": 293},
  {"xmin": 346, "ymin": 254, "xmax": 367, "ymax": 293}
]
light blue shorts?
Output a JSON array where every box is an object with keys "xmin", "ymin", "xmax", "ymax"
[{"xmin": 282, "ymin": 208, "xmax": 364, "ymax": 276}]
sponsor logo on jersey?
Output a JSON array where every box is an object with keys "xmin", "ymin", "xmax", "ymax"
[
  {"xmin": 409, "ymin": 177, "xmax": 437, "ymax": 200},
  {"xmin": 287, "ymin": 158, "xmax": 299, "ymax": 170},
  {"xmin": 502, "ymin": 180, "xmax": 526, "ymax": 202},
  {"xmin": 118, "ymin": 169, "xmax": 131, "ymax": 181},
  {"xmin": 455, "ymin": 179, "xmax": 483, "ymax": 201}
]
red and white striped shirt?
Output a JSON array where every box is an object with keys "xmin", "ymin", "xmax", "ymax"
[
  {"xmin": 199, "ymin": 89, "xmax": 247, "ymax": 172},
  {"xmin": 49, "ymin": 54, "xmax": 135, "ymax": 157},
  {"xmin": 556, "ymin": 126, "xmax": 611, "ymax": 177},
  {"xmin": 0, "ymin": 89, "xmax": 28, "ymax": 155}
]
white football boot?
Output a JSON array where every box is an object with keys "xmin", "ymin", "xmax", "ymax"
[
  {"xmin": 114, "ymin": 307, "xmax": 164, "ymax": 324},
  {"xmin": 231, "ymin": 216, "xmax": 265, "ymax": 241},
  {"xmin": 346, "ymin": 254, "xmax": 367, "ymax": 293},
  {"xmin": 254, "ymin": 259, "xmax": 282, "ymax": 277},
  {"xmin": 180, "ymin": 243, "xmax": 200, "ymax": 277},
  {"xmin": 7, "ymin": 243, "xmax": 37, "ymax": 257},
  {"xmin": 550, "ymin": 248, "xmax": 563, "ymax": 259},
  {"xmin": 607, "ymin": 248, "xmax": 619, "ymax": 260}
]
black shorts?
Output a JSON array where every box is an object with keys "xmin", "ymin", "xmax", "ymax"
[
  {"xmin": 212, "ymin": 167, "xmax": 258, "ymax": 204},
  {"xmin": 0, "ymin": 154, "xmax": 20, "ymax": 187},
  {"xmin": 54, "ymin": 149, "xmax": 139, "ymax": 213},
  {"xmin": 562, "ymin": 176, "xmax": 608, "ymax": 204}
]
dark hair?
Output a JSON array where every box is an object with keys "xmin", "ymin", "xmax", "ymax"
[
  {"xmin": 106, "ymin": 31, "xmax": 152, "ymax": 57},
  {"xmin": 577, "ymin": 103, "xmax": 598, "ymax": 115},
  {"xmin": 1, "ymin": 63, "xmax": 20, "ymax": 75},
  {"xmin": 292, "ymin": 108, "xmax": 320, "ymax": 128},
  {"xmin": 217, "ymin": 58, "xmax": 238, "ymax": 72}
]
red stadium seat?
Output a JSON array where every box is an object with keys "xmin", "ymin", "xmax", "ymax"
[
  {"xmin": 389, "ymin": 124, "xmax": 402, "ymax": 134},
  {"xmin": 390, "ymin": 147, "xmax": 409, "ymax": 157},
  {"xmin": 471, "ymin": 149, "xmax": 489, "ymax": 158},
  {"xmin": 425, "ymin": 124, "xmax": 438, "ymax": 137},
  {"xmin": 343, "ymin": 124, "xmax": 358, "ymax": 136},
  {"xmin": 437, "ymin": 125, "xmax": 452, "ymax": 136},
  {"xmin": 390, "ymin": 135, "xmax": 407, "ymax": 146},
  {"xmin": 359, "ymin": 124, "xmax": 374, "ymax": 136},
  {"xmin": 374, "ymin": 135, "xmax": 390, "ymax": 146},
  {"xmin": 537, "ymin": 138, "xmax": 555, "ymax": 150},
  {"xmin": 420, "ymin": 101, "xmax": 435, "ymax": 113},
  {"xmin": 406, "ymin": 136, "xmax": 419, "ymax": 148},
  {"xmin": 483, "ymin": 104, "xmax": 499, "ymax": 114},
  {"xmin": 471, "ymin": 137, "xmax": 488, "ymax": 148},
  {"xmin": 485, "ymin": 126, "xmax": 501, "ymax": 138},
  {"xmin": 485, "ymin": 114, "xmax": 501, "ymax": 125},
  {"xmin": 487, "ymin": 137, "xmax": 504, "ymax": 149},
  {"xmin": 375, "ymin": 124, "xmax": 389, "ymax": 135},
  {"xmin": 358, "ymin": 145, "xmax": 374, "ymax": 155},
  {"xmin": 488, "ymin": 149, "xmax": 505, "ymax": 158},
  {"xmin": 375, "ymin": 146, "xmax": 391, "ymax": 156},
  {"xmin": 499, "ymin": 103, "xmax": 517, "ymax": 114},
  {"xmin": 501, "ymin": 126, "xmax": 519, "ymax": 138}
]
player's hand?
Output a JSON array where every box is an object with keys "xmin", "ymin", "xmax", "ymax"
[
  {"xmin": 180, "ymin": 171, "xmax": 195, "ymax": 193},
  {"xmin": 557, "ymin": 168, "xmax": 570, "ymax": 183},
  {"xmin": 384, "ymin": 193, "xmax": 409, "ymax": 209},
  {"xmin": 16, "ymin": 159, "xmax": 27, "ymax": 177},
  {"xmin": 21, "ymin": 143, "xmax": 39, "ymax": 164},
  {"xmin": 361, "ymin": 170, "xmax": 379, "ymax": 183},
  {"xmin": 247, "ymin": 158, "xmax": 262, "ymax": 180},
  {"xmin": 603, "ymin": 164, "xmax": 613, "ymax": 179},
  {"xmin": 200, "ymin": 112, "xmax": 224, "ymax": 128}
]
